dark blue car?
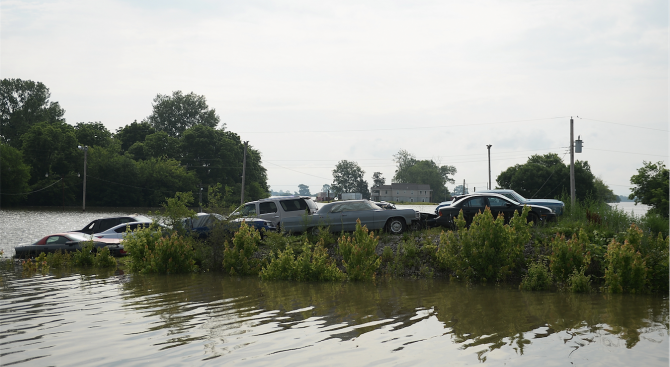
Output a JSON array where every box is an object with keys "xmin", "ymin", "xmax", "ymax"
[{"xmin": 182, "ymin": 213, "xmax": 277, "ymax": 238}]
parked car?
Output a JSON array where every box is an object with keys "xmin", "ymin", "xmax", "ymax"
[
  {"xmin": 280, "ymin": 199, "xmax": 420, "ymax": 235},
  {"xmin": 434, "ymin": 195, "xmax": 468, "ymax": 214},
  {"xmin": 231, "ymin": 196, "xmax": 319, "ymax": 228},
  {"xmin": 14, "ymin": 233, "xmax": 123, "ymax": 258},
  {"xmin": 373, "ymin": 201, "xmax": 397, "ymax": 210},
  {"xmin": 182, "ymin": 213, "xmax": 277, "ymax": 239},
  {"xmin": 435, "ymin": 193, "xmax": 556, "ymax": 229},
  {"xmin": 72, "ymin": 215, "xmax": 152, "ymax": 235},
  {"xmin": 477, "ymin": 189, "xmax": 565, "ymax": 215},
  {"xmin": 91, "ymin": 221, "xmax": 165, "ymax": 240}
]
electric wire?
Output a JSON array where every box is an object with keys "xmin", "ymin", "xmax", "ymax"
[{"xmin": 0, "ymin": 178, "xmax": 63, "ymax": 195}]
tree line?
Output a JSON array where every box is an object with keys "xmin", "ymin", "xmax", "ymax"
[{"xmin": 1, "ymin": 79, "xmax": 269, "ymax": 208}]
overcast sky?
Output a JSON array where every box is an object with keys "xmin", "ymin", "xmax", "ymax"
[{"xmin": 2, "ymin": 0, "xmax": 667, "ymax": 197}]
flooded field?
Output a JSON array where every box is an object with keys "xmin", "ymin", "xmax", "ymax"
[{"xmin": 0, "ymin": 207, "xmax": 666, "ymax": 366}]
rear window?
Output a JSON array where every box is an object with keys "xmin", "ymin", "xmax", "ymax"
[{"xmin": 280, "ymin": 199, "xmax": 308, "ymax": 212}]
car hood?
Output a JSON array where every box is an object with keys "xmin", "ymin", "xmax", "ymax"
[{"xmin": 525, "ymin": 199, "xmax": 564, "ymax": 205}]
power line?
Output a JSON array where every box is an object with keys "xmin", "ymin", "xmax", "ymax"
[
  {"xmin": 0, "ymin": 178, "xmax": 63, "ymax": 195},
  {"xmin": 588, "ymin": 147, "xmax": 667, "ymax": 158},
  {"xmin": 578, "ymin": 117, "xmax": 668, "ymax": 132}
]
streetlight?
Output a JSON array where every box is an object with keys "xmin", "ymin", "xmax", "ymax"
[{"xmin": 78, "ymin": 145, "xmax": 88, "ymax": 211}]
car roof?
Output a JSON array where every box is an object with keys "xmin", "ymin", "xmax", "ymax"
[
  {"xmin": 246, "ymin": 196, "xmax": 314, "ymax": 204},
  {"xmin": 451, "ymin": 192, "xmax": 516, "ymax": 203}
]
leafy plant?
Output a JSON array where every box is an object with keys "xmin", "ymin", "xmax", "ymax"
[
  {"xmin": 123, "ymin": 226, "xmax": 197, "ymax": 274},
  {"xmin": 567, "ymin": 267, "xmax": 591, "ymax": 293},
  {"xmin": 260, "ymin": 239, "xmax": 344, "ymax": 281},
  {"xmin": 45, "ymin": 250, "xmax": 72, "ymax": 268},
  {"xmin": 93, "ymin": 246, "xmax": 117, "ymax": 268},
  {"xmin": 337, "ymin": 219, "xmax": 381, "ymax": 281},
  {"xmin": 604, "ymin": 228, "xmax": 648, "ymax": 293},
  {"xmin": 520, "ymin": 261, "xmax": 552, "ymax": 291},
  {"xmin": 548, "ymin": 229, "xmax": 591, "ymax": 282},
  {"xmin": 222, "ymin": 221, "xmax": 261, "ymax": 276},
  {"xmin": 72, "ymin": 242, "xmax": 96, "ymax": 266}
]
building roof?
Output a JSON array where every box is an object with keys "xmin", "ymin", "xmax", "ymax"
[{"xmin": 373, "ymin": 183, "xmax": 432, "ymax": 190}]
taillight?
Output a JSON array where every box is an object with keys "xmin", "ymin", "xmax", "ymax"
[
  {"xmin": 438, "ymin": 211, "xmax": 442, "ymax": 217},
  {"xmin": 96, "ymin": 236, "xmax": 103, "ymax": 238},
  {"xmin": 120, "ymin": 249, "xmax": 127, "ymax": 255}
]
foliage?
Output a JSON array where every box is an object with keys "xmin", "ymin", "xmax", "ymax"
[
  {"xmin": 496, "ymin": 153, "xmax": 601, "ymax": 202},
  {"xmin": 20, "ymin": 121, "xmax": 79, "ymax": 187},
  {"xmin": 593, "ymin": 177, "xmax": 619, "ymax": 203},
  {"xmin": 259, "ymin": 239, "xmax": 345, "ymax": 281},
  {"xmin": 147, "ymin": 90, "xmax": 221, "ymax": 138},
  {"xmin": 393, "ymin": 149, "xmax": 456, "ymax": 201},
  {"xmin": 45, "ymin": 250, "xmax": 72, "ymax": 268},
  {"xmin": 337, "ymin": 220, "xmax": 381, "ymax": 281},
  {"xmin": 72, "ymin": 242, "xmax": 96, "ymax": 266},
  {"xmin": 639, "ymin": 212, "xmax": 669, "ymax": 238},
  {"xmin": 548, "ymin": 229, "xmax": 591, "ymax": 282},
  {"xmin": 93, "ymin": 246, "xmax": 117, "ymax": 268},
  {"xmin": 74, "ymin": 122, "xmax": 112, "ymax": 147},
  {"xmin": 222, "ymin": 222, "xmax": 261, "ymax": 275},
  {"xmin": 629, "ymin": 161, "xmax": 669, "ymax": 218},
  {"xmin": 153, "ymin": 191, "xmax": 196, "ymax": 234},
  {"xmin": 520, "ymin": 261, "xmax": 552, "ymax": 291},
  {"xmin": 0, "ymin": 143, "xmax": 31, "ymax": 205},
  {"xmin": 115, "ymin": 120, "xmax": 156, "ymax": 152},
  {"xmin": 567, "ymin": 267, "xmax": 591, "ymax": 293},
  {"xmin": 298, "ymin": 184, "xmax": 311, "ymax": 196},
  {"xmin": 0, "ymin": 78, "xmax": 65, "ymax": 148},
  {"xmin": 331, "ymin": 160, "xmax": 370, "ymax": 199},
  {"xmin": 123, "ymin": 226, "xmax": 198, "ymax": 274},
  {"xmin": 642, "ymin": 232, "xmax": 669, "ymax": 294},
  {"xmin": 604, "ymin": 225, "xmax": 648, "ymax": 293},
  {"xmin": 372, "ymin": 172, "xmax": 386, "ymax": 187},
  {"xmin": 437, "ymin": 207, "xmax": 529, "ymax": 282}
]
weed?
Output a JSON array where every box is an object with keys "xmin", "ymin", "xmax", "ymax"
[
  {"xmin": 381, "ymin": 246, "xmax": 394, "ymax": 263},
  {"xmin": 567, "ymin": 267, "xmax": 591, "ymax": 293},
  {"xmin": 548, "ymin": 229, "xmax": 591, "ymax": 282},
  {"xmin": 45, "ymin": 250, "xmax": 71, "ymax": 268},
  {"xmin": 72, "ymin": 242, "xmax": 96, "ymax": 266},
  {"xmin": 520, "ymin": 261, "xmax": 552, "ymax": 291},
  {"xmin": 222, "ymin": 221, "xmax": 261, "ymax": 276},
  {"xmin": 259, "ymin": 239, "xmax": 344, "ymax": 281},
  {"xmin": 338, "ymin": 219, "xmax": 381, "ymax": 281},
  {"xmin": 124, "ymin": 226, "xmax": 197, "ymax": 274},
  {"xmin": 604, "ymin": 233, "xmax": 647, "ymax": 293},
  {"xmin": 93, "ymin": 247, "xmax": 117, "ymax": 268}
]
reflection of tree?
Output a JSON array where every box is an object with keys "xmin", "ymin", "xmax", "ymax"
[{"xmin": 118, "ymin": 275, "xmax": 668, "ymax": 362}]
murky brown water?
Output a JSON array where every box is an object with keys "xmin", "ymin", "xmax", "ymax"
[{"xmin": 0, "ymin": 209, "xmax": 667, "ymax": 366}]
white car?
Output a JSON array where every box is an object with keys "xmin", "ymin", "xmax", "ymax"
[
  {"xmin": 91, "ymin": 222, "xmax": 154, "ymax": 240},
  {"xmin": 232, "ymin": 196, "xmax": 319, "ymax": 228}
]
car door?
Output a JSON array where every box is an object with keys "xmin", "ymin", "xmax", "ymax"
[
  {"xmin": 487, "ymin": 196, "xmax": 513, "ymax": 222},
  {"xmin": 258, "ymin": 201, "xmax": 280, "ymax": 225},
  {"xmin": 341, "ymin": 202, "xmax": 375, "ymax": 231},
  {"xmin": 323, "ymin": 203, "xmax": 346, "ymax": 232},
  {"xmin": 461, "ymin": 197, "xmax": 487, "ymax": 224}
]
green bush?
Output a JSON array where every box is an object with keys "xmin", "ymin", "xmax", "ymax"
[
  {"xmin": 639, "ymin": 212, "xmax": 669, "ymax": 238},
  {"xmin": 260, "ymin": 239, "xmax": 344, "ymax": 281},
  {"xmin": 93, "ymin": 246, "xmax": 117, "ymax": 268},
  {"xmin": 436, "ymin": 207, "xmax": 528, "ymax": 282},
  {"xmin": 46, "ymin": 250, "xmax": 71, "ymax": 268},
  {"xmin": 222, "ymin": 222, "xmax": 261, "ymax": 276},
  {"xmin": 604, "ymin": 230, "xmax": 647, "ymax": 293},
  {"xmin": 337, "ymin": 220, "xmax": 381, "ymax": 281},
  {"xmin": 567, "ymin": 267, "xmax": 591, "ymax": 293},
  {"xmin": 123, "ymin": 226, "xmax": 197, "ymax": 274},
  {"xmin": 381, "ymin": 246, "xmax": 394, "ymax": 263},
  {"xmin": 73, "ymin": 242, "xmax": 96, "ymax": 266},
  {"xmin": 520, "ymin": 261, "xmax": 552, "ymax": 291},
  {"xmin": 548, "ymin": 229, "xmax": 591, "ymax": 282}
]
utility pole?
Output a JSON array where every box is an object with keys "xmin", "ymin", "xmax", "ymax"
[
  {"xmin": 570, "ymin": 118, "xmax": 575, "ymax": 207},
  {"xmin": 486, "ymin": 144, "xmax": 492, "ymax": 190},
  {"xmin": 78, "ymin": 145, "xmax": 88, "ymax": 212},
  {"xmin": 240, "ymin": 141, "xmax": 248, "ymax": 205},
  {"xmin": 199, "ymin": 183, "xmax": 203, "ymax": 213}
]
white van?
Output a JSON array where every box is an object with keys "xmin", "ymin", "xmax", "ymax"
[{"xmin": 233, "ymin": 196, "xmax": 318, "ymax": 227}]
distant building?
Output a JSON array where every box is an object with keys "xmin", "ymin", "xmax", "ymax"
[{"xmin": 371, "ymin": 183, "xmax": 432, "ymax": 203}]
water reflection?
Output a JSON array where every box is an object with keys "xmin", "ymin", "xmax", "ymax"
[{"xmin": 1, "ymin": 269, "xmax": 667, "ymax": 366}]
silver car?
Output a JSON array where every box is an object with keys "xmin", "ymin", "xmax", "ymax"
[{"xmin": 280, "ymin": 200, "xmax": 420, "ymax": 235}]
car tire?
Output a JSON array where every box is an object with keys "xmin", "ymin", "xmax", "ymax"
[{"xmin": 386, "ymin": 218, "xmax": 406, "ymax": 235}]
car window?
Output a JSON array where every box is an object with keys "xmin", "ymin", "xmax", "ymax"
[
  {"xmin": 463, "ymin": 197, "xmax": 486, "ymax": 207},
  {"xmin": 330, "ymin": 204, "xmax": 345, "ymax": 213},
  {"xmin": 280, "ymin": 199, "xmax": 308, "ymax": 212},
  {"xmin": 488, "ymin": 197, "xmax": 508, "ymax": 207},
  {"xmin": 46, "ymin": 236, "xmax": 68, "ymax": 244},
  {"xmin": 241, "ymin": 204, "xmax": 257, "ymax": 216},
  {"xmin": 349, "ymin": 202, "xmax": 371, "ymax": 211},
  {"xmin": 99, "ymin": 218, "xmax": 119, "ymax": 232},
  {"xmin": 259, "ymin": 202, "xmax": 277, "ymax": 214}
]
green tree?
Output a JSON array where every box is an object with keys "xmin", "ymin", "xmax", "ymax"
[
  {"xmin": 332, "ymin": 160, "xmax": 370, "ymax": 199},
  {"xmin": 20, "ymin": 121, "xmax": 79, "ymax": 185},
  {"xmin": 147, "ymin": 91, "xmax": 221, "ymax": 138},
  {"xmin": 114, "ymin": 120, "xmax": 155, "ymax": 151},
  {"xmin": 0, "ymin": 79, "xmax": 65, "ymax": 148},
  {"xmin": 372, "ymin": 172, "xmax": 385, "ymax": 187},
  {"xmin": 629, "ymin": 161, "xmax": 669, "ymax": 217},
  {"xmin": 593, "ymin": 177, "xmax": 619, "ymax": 203},
  {"xmin": 0, "ymin": 143, "xmax": 31, "ymax": 205},
  {"xmin": 298, "ymin": 184, "xmax": 311, "ymax": 196},
  {"xmin": 74, "ymin": 122, "xmax": 112, "ymax": 147},
  {"xmin": 392, "ymin": 150, "xmax": 456, "ymax": 201},
  {"xmin": 496, "ymin": 153, "xmax": 597, "ymax": 201},
  {"xmin": 144, "ymin": 131, "xmax": 180, "ymax": 159}
]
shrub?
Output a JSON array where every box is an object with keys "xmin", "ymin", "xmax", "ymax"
[
  {"xmin": 260, "ymin": 239, "xmax": 344, "ymax": 281},
  {"xmin": 46, "ymin": 250, "xmax": 71, "ymax": 268},
  {"xmin": 548, "ymin": 229, "xmax": 591, "ymax": 282},
  {"xmin": 435, "ymin": 207, "xmax": 528, "ymax": 282},
  {"xmin": 381, "ymin": 246, "xmax": 394, "ymax": 263},
  {"xmin": 73, "ymin": 242, "xmax": 96, "ymax": 266},
  {"xmin": 124, "ymin": 227, "xmax": 198, "ymax": 274},
  {"xmin": 222, "ymin": 222, "xmax": 261, "ymax": 276},
  {"xmin": 337, "ymin": 220, "xmax": 381, "ymax": 281},
  {"xmin": 93, "ymin": 246, "xmax": 117, "ymax": 268},
  {"xmin": 520, "ymin": 261, "xmax": 552, "ymax": 291},
  {"xmin": 604, "ymin": 236, "xmax": 647, "ymax": 293},
  {"xmin": 567, "ymin": 267, "xmax": 591, "ymax": 293},
  {"xmin": 643, "ymin": 232, "xmax": 669, "ymax": 294}
]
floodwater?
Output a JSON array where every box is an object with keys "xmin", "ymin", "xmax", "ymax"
[{"xmin": 0, "ymin": 209, "xmax": 667, "ymax": 366}]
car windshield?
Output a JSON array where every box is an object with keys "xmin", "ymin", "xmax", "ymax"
[
  {"xmin": 368, "ymin": 201, "xmax": 382, "ymax": 210},
  {"xmin": 509, "ymin": 192, "xmax": 526, "ymax": 202}
]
